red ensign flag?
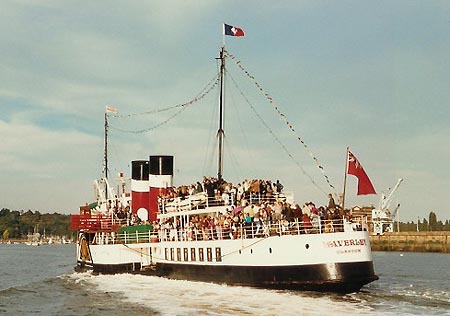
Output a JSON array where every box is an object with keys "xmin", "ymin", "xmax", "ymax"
[{"xmin": 347, "ymin": 151, "xmax": 376, "ymax": 195}]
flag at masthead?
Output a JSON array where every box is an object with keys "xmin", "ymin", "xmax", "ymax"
[{"xmin": 223, "ymin": 23, "xmax": 245, "ymax": 37}]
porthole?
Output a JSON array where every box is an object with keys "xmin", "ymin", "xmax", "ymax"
[
  {"xmin": 250, "ymin": 249, "xmax": 253, "ymax": 254},
  {"xmin": 239, "ymin": 250, "xmax": 242, "ymax": 254},
  {"xmin": 305, "ymin": 244, "xmax": 310, "ymax": 249},
  {"xmin": 269, "ymin": 248, "xmax": 272, "ymax": 254}
]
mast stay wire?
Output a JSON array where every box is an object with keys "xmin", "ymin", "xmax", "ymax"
[
  {"xmin": 223, "ymin": 71, "xmax": 258, "ymax": 178},
  {"xmin": 105, "ymin": 50, "xmax": 334, "ymax": 197},
  {"xmin": 201, "ymin": 58, "xmax": 222, "ymax": 177},
  {"xmin": 223, "ymin": 136, "xmax": 245, "ymax": 181},
  {"xmin": 205, "ymin": 136, "xmax": 219, "ymax": 177},
  {"xmin": 226, "ymin": 69, "xmax": 328, "ymax": 197},
  {"xmin": 202, "ymin": 84, "xmax": 221, "ymax": 176},
  {"xmin": 225, "ymin": 49, "xmax": 336, "ymax": 196},
  {"xmin": 109, "ymin": 73, "xmax": 220, "ymax": 134}
]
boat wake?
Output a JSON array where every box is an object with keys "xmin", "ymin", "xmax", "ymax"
[
  {"xmin": 68, "ymin": 272, "xmax": 384, "ymax": 316},
  {"xmin": 64, "ymin": 271, "xmax": 450, "ymax": 316},
  {"xmin": 347, "ymin": 281, "xmax": 450, "ymax": 316}
]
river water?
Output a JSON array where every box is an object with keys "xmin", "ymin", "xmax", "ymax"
[{"xmin": 0, "ymin": 244, "xmax": 449, "ymax": 315}]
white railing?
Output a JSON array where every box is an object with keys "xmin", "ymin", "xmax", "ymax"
[
  {"xmin": 90, "ymin": 217, "xmax": 367, "ymax": 245},
  {"xmin": 159, "ymin": 191, "xmax": 295, "ymax": 215}
]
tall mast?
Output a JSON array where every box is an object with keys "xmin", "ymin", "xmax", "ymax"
[
  {"xmin": 104, "ymin": 112, "xmax": 109, "ymax": 180},
  {"xmin": 217, "ymin": 46, "xmax": 225, "ymax": 181},
  {"xmin": 341, "ymin": 146, "xmax": 349, "ymax": 213}
]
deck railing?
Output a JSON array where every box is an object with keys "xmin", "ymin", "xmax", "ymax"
[
  {"xmin": 90, "ymin": 218, "xmax": 368, "ymax": 245},
  {"xmin": 159, "ymin": 191, "xmax": 295, "ymax": 214},
  {"xmin": 70, "ymin": 214, "xmax": 127, "ymax": 232}
]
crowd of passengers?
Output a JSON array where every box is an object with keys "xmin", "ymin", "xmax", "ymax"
[
  {"xmin": 155, "ymin": 199, "xmax": 347, "ymax": 241},
  {"xmin": 103, "ymin": 177, "xmax": 364, "ymax": 239},
  {"xmin": 158, "ymin": 176, "xmax": 287, "ymax": 207},
  {"xmin": 127, "ymin": 177, "xmax": 353, "ymax": 239}
]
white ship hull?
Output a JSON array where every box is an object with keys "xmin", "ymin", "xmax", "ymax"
[{"xmin": 76, "ymin": 229, "xmax": 377, "ymax": 292}]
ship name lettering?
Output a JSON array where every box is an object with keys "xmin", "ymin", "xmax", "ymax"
[{"xmin": 324, "ymin": 238, "xmax": 366, "ymax": 248}]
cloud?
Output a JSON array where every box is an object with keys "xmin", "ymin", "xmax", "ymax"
[
  {"xmin": 0, "ymin": 1, "xmax": 219, "ymax": 119},
  {"xmin": 1, "ymin": 1, "xmax": 449, "ymax": 222},
  {"xmin": 0, "ymin": 118, "xmax": 101, "ymax": 211}
]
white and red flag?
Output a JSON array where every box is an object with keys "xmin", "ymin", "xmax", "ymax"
[
  {"xmin": 347, "ymin": 151, "xmax": 376, "ymax": 195},
  {"xmin": 105, "ymin": 106, "xmax": 118, "ymax": 114},
  {"xmin": 223, "ymin": 23, "xmax": 245, "ymax": 37}
]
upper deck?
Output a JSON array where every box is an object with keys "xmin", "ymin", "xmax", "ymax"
[{"xmin": 71, "ymin": 188, "xmax": 369, "ymax": 245}]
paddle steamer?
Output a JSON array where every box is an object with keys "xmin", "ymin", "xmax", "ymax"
[{"xmin": 71, "ymin": 44, "xmax": 378, "ymax": 293}]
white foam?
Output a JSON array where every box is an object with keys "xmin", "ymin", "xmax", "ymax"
[{"xmin": 69, "ymin": 273, "xmax": 389, "ymax": 316}]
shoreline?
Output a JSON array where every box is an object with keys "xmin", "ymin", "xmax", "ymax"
[
  {"xmin": 370, "ymin": 231, "xmax": 450, "ymax": 254},
  {"xmin": 0, "ymin": 239, "xmax": 73, "ymax": 245},
  {"xmin": 4, "ymin": 232, "xmax": 450, "ymax": 254}
]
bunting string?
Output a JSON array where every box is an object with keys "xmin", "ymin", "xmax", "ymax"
[
  {"xmin": 109, "ymin": 73, "xmax": 220, "ymax": 134},
  {"xmin": 227, "ymin": 70, "xmax": 328, "ymax": 195},
  {"xmin": 226, "ymin": 50, "xmax": 336, "ymax": 193}
]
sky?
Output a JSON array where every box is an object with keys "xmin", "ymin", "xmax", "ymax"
[{"xmin": 1, "ymin": 1, "xmax": 449, "ymax": 222}]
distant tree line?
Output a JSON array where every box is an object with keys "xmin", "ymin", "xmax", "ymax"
[
  {"xmin": 395, "ymin": 211, "xmax": 450, "ymax": 232},
  {"xmin": 0, "ymin": 208, "xmax": 71, "ymax": 240},
  {"xmin": 1, "ymin": 208, "xmax": 448, "ymax": 239}
]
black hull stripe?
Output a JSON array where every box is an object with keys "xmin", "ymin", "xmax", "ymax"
[{"xmin": 78, "ymin": 260, "xmax": 378, "ymax": 293}]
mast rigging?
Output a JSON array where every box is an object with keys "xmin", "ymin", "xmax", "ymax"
[
  {"xmin": 104, "ymin": 112, "xmax": 108, "ymax": 180},
  {"xmin": 217, "ymin": 46, "xmax": 225, "ymax": 181}
]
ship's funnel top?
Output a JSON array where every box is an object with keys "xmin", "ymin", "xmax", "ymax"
[
  {"xmin": 131, "ymin": 160, "xmax": 149, "ymax": 181},
  {"xmin": 149, "ymin": 155, "xmax": 173, "ymax": 176}
]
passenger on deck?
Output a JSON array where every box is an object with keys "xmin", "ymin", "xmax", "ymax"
[
  {"xmin": 130, "ymin": 214, "xmax": 141, "ymax": 226},
  {"xmin": 265, "ymin": 181, "xmax": 273, "ymax": 202},
  {"xmin": 195, "ymin": 181, "xmax": 203, "ymax": 193},
  {"xmin": 302, "ymin": 203, "xmax": 311, "ymax": 217},
  {"xmin": 221, "ymin": 191, "xmax": 230, "ymax": 205},
  {"xmin": 274, "ymin": 180, "xmax": 283, "ymax": 193},
  {"xmin": 301, "ymin": 213, "xmax": 313, "ymax": 233},
  {"xmin": 244, "ymin": 212, "xmax": 252, "ymax": 224},
  {"xmin": 216, "ymin": 214, "xmax": 224, "ymax": 240},
  {"xmin": 327, "ymin": 193, "xmax": 336, "ymax": 212},
  {"xmin": 273, "ymin": 202, "xmax": 283, "ymax": 221},
  {"xmin": 293, "ymin": 204, "xmax": 303, "ymax": 219},
  {"xmin": 243, "ymin": 204, "xmax": 254, "ymax": 221}
]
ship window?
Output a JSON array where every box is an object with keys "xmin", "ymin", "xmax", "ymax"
[
  {"xmin": 305, "ymin": 244, "xmax": 310, "ymax": 249},
  {"xmin": 190, "ymin": 248, "xmax": 196, "ymax": 261},
  {"xmin": 177, "ymin": 248, "xmax": 181, "ymax": 261},
  {"xmin": 165, "ymin": 248, "xmax": 169, "ymax": 260},
  {"xmin": 199, "ymin": 248, "xmax": 204, "ymax": 262},
  {"xmin": 269, "ymin": 248, "xmax": 272, "ymax": 254},
  {"xmin": 206, "ymin": 248, "xmax": 212, "ymax": 262},
  {"xmin": 170, "ymin": 248, "xmax": 174, "ymax": 261},
  {"xmin": 215, "ymin": 248, "xmax": 222, "ymax": 262},
  {"xmin": 184, "ymin": 248, "xmax": 189, "ymax": 261},
  {"xmin": 250, "ymin": 249, "xmax": 253, "ymax": 254}
]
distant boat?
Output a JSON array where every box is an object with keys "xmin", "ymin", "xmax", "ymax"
[
  {"xmin": 24, "ymin": 241, "xmax": 40, "ymax": 246},
  {"xmin": 26, "ymin": 225, "xmax": 41, "ymax": 246}
]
